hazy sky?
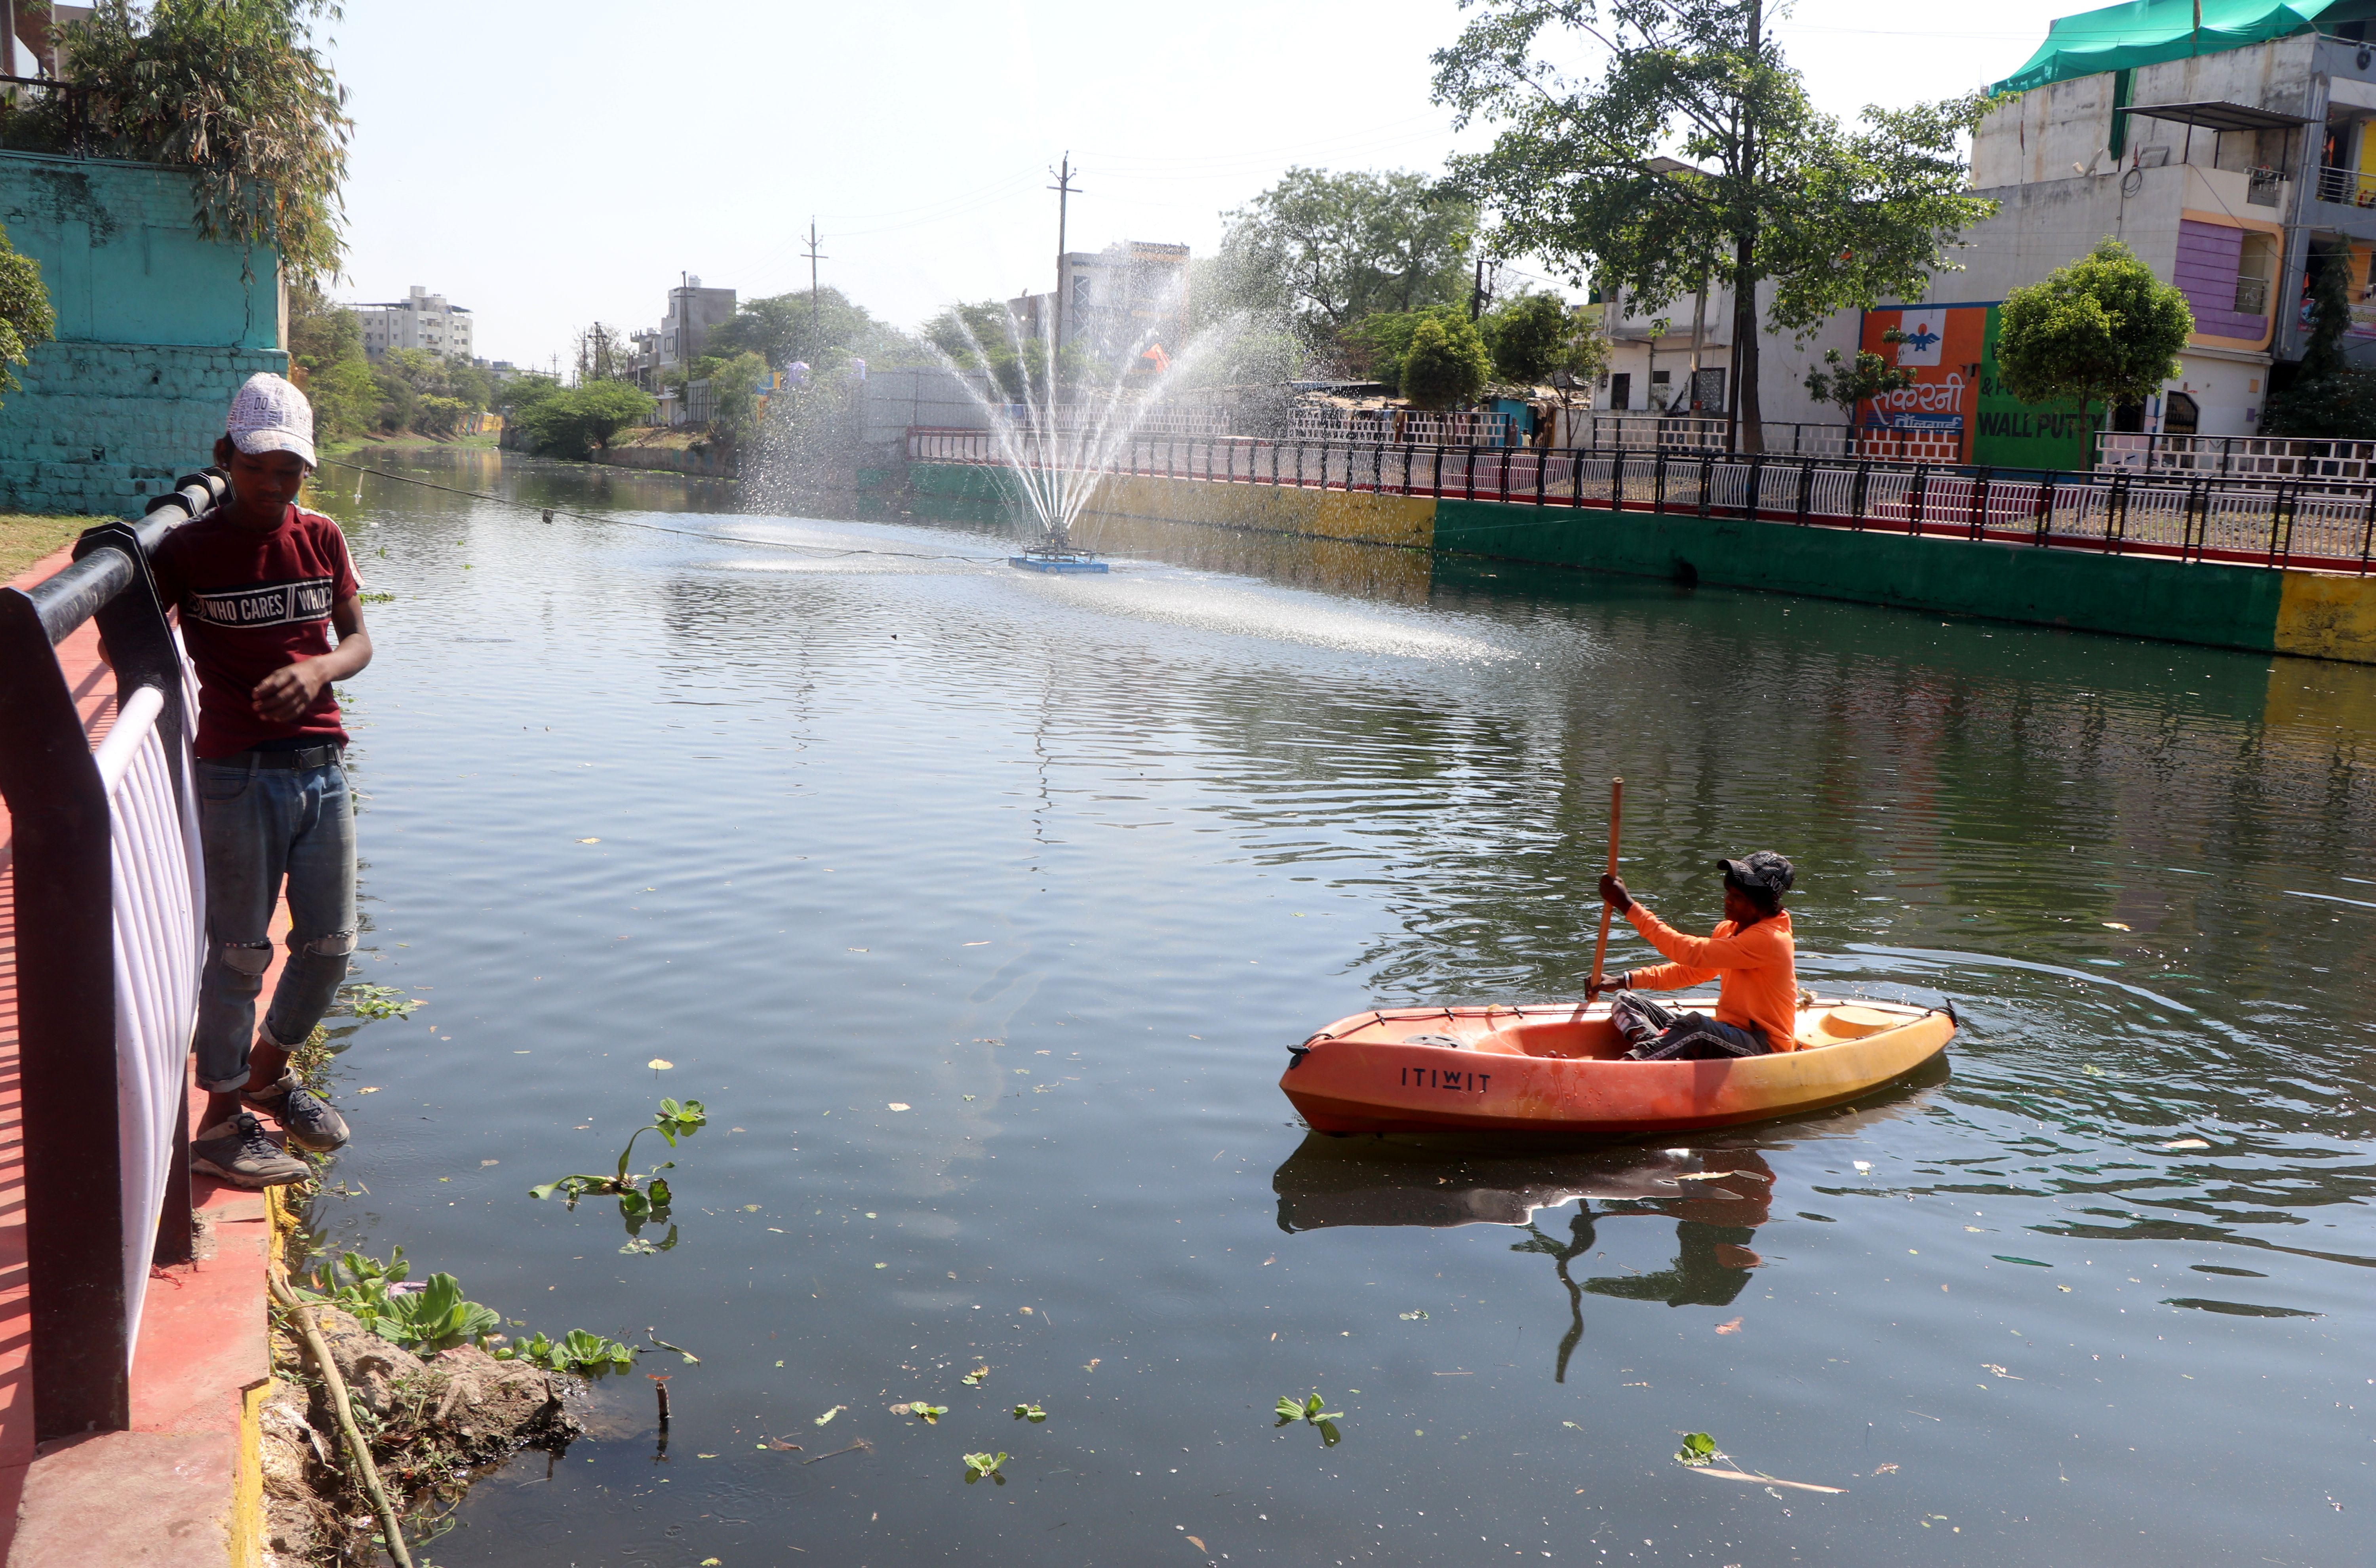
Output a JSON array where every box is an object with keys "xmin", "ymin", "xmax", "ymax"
[{"xmin": 331, "ymin": 0, "xmax": 2090, "ymax": 367}]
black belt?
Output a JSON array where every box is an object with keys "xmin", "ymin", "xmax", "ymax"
[{"xmin": 236, "ymin": 744, "xmax": 343, "ymax": 769}]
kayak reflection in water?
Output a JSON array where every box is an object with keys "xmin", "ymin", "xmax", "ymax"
[
  {"xmin": 1589, "ymin": 852, "xmax": 1799, "ymax": 1060},
  {"xmin": 1269, "ymin": 1138, "xmax": 1776, "ymax": 1383},
  {"xmin": 1514, "ymin": 1156, "xmax": 1774, "ymax": 1381}
]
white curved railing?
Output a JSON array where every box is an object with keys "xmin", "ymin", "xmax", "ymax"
[{"xmin": 95, "ymin": 679, "xmax": 204, "ymax": 1363}]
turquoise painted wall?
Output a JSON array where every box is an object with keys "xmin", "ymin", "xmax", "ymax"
[
  {"xmin": 1431, "ymin": 499, "xmax": 2288, "ymax": 655},
  {"xmin": 0, "ymin": 150, "xmax": 286, "ymax": 514}
]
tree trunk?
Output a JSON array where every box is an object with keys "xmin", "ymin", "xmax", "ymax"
[
  {"xmin": 1732, "ymin": 234, "xmax": 1760, "ymax": 453},
  {"xmin": 1733, "ymin": 0, "xmax": 1764, "ymax": 455}
]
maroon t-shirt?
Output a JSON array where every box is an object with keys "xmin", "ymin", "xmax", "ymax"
[{"xmin": 149, "ymin": 504, "xmax": 360, "ymax": 758}]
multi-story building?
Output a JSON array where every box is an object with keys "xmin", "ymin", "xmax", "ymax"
[
  {"xmin": 1008, "ymin": 241, "xmax": 1190, "ymax": 375},
  {"xmin": 631, "ymin": 278, "xmax": 737, "ymax": 388},
  {"xmin": 354, "ymin": 285, "xmax": 474, "ymax": 362},
  {"xmin": 1805, "ymin": 7, "xmax": 2376, "ymax": 461}
]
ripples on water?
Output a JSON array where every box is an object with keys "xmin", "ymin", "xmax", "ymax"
[{"xmin": 304, "ymin": 451, "xmax": 2374, "ymax": 1566}]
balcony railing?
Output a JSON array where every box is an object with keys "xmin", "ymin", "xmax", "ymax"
[{"xmin": 2316, "ymin": 164, "xmax": 2376, "ymax": 206}]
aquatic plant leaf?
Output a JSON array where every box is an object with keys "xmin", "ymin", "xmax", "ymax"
[
  {"xmin": 815, "ymin": 1404, "xmax": 845, "ymax": 1425},
  {"xmin": 911, "ymin": 1402, "xmax": 948, "ymax": 1424},
  {"xmin": 962, "ymin": 1450, "xmax": 1007, "ymax": 1480},
  {"xmin": 1318, "ymin": 1419, "xmax": 1342, "ymax": 1447},
  {"xmin": 1012, "ymin": 1403, "xmax": 1047, "ymax": 1422},
  {"xmin": 1675, "ymin": 1432, "xmax": 1718, "ymax": 1466}
]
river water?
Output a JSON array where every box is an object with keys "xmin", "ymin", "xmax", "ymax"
[{"xmin": 301, "ymin": 449, "xmax": 2376, "ymax": 1567}]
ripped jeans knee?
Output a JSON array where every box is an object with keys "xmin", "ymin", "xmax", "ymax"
[
  {"xmin": 218, "ymin": 940, "xmax": 274, "ymax": 980},
  {"xmin": 291, "ymin": 928, "xmax": 357, "ymax": 960}
]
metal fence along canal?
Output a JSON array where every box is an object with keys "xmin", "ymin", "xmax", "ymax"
[{"xmin": 909, "ymin": 430, "xmax": 2376, "ymax": 572}]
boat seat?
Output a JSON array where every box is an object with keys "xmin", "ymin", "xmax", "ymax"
[{"xmin": 1794, "ymin": 1004, "xmax": 1909, "ymax": 1049}]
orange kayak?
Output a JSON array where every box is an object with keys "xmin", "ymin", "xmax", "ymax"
[{"xmin": 1279, "ymin": 997, "xmax": 1954, "ymax": 1136}]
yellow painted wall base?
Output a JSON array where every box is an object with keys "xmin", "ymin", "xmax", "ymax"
[
  {"xmin": 2275, "ymin": 570, "xmax": 2376, "ymax": 662},
  {"xmin": 229, "ymin": 1378, "xmax": 270, "ymax": 1568},
  {"xmin": 1083, "ymin": 474, "xmax": 1436, "ymax": 549}
]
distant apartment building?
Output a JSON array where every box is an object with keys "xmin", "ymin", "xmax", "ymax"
[
  {"xmin": 354, "ymin": 285, "xmax": 474, "ymax": 362},
  {"xmin": 1009, "ymin": 241, "xmax": 1190, "ymax": 376},
  {"xmin": 631, "ymin": 277, "xmax": 738, "ymax": 388}
]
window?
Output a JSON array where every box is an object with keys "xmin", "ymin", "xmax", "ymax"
[
  {"xmin": 2235, "ymin": 232, "xmax": 2276, "ymax": 314},
  {"xmin": 2163, "ymin": 390, "xmax": 2200, "ymax": 435}
]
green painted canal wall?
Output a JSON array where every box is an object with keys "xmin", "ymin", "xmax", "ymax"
[{"xmin": 905, "ymin": 462, "xmax": 2376, "ymax": 664}]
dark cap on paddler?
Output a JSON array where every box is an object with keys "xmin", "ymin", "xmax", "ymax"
[{"xmin": 1717, "ymin": 851, "xmax": 1795, "ymax": 897}]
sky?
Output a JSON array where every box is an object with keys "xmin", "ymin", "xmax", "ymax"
[{"xmin": 329, "ymin": 0, "xmax": 2099, "ymax": 369}]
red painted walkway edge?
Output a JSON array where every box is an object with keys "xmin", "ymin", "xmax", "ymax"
[{"xmin": 0, "ymin": 542, "xmax": 278, "ymax": 1566}]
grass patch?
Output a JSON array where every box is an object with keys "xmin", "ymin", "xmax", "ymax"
[{"xmin": 0, "ymin": 513, "xmax": 98, "ymax": 582}]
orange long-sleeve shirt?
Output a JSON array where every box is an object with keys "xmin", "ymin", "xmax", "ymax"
[{"xmin": 1623, "ymin": 904, "xmax": 1799, "ymax": 1051}]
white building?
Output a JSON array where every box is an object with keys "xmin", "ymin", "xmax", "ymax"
[
  {"xmin": 1008, "ymin": 241, "xmax": 1191, "ymax": 376},
  {"xmin": 354, "ymin": 285, "xmax": 474, "ymax": 362}
]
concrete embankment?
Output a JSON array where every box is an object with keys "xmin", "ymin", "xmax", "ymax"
[
  {"xmin": 589, "ymin": 429, "xmax": 736, "ymax": 478},
  {"xmin": 907, "ymin": 462, "xmax": 2376, "ymax": 665}
]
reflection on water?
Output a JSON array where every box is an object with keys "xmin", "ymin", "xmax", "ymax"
[{"xmin": 305, "ymin": 450, "xmax": 2376, "ymax": 1568}]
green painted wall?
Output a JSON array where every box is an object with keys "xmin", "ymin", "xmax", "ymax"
[
  {"xmin": 904, "ymin": 461, "xmax": 2376, "ymax": 662},
  {"xmin": 1432, "ymin": 498, "xmax": 2287, "ymax": 653}
]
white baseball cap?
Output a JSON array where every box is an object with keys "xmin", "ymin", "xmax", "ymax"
[{"xmin": 225, "ymin": 371, "xmax": 317, "ymax": 468}]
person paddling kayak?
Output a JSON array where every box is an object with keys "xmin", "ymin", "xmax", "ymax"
[{"xmin": 1586, "ymin": 852, "xmax": 1798, "ymax": 1060}]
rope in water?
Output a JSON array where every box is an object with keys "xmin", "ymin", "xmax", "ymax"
[{"xmin": 316, "ymin": 456, "xmax": 1019, "ymax": 566}]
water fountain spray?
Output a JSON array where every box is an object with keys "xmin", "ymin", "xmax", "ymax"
[{"xmin": 925, "ymin": 282, "xmax": 1231, "ymax": 574}]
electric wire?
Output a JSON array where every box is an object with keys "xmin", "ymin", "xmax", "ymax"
[{"xmin": 318, "ymin": 457, "xmax": 1025, "ymax": 566}]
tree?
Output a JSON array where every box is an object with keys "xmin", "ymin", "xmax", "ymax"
[
  {"xmin": 708, "ymin": 351, "xmax": 771, "ymax": 447},
  {"xmin": 2261, "ymin": 249, "xmax": 2376, "ymax": 438},
  {"xmin": 1341, "ymin": 304, "xmax": 1462, "ymax": 388},
  {"xmin": 923, "ymin": 301, "xmax": 1091, "ymax": 400},
  {"xmin": 1218, "ymin": 167, "xmax": 1478, "ymax": 335},
  {"xmin": 1432, "ymin": 0, "xmax": 1995, "ymax": 450},
  {"xmin": 513, "ymin": 381, "xmax": 654, "ymax": 460},
  {"xmin": 706, "ymin": 287, "xmax": 883, "ymax": 369},
  {"xmin": 10, "ymin": 0, "xmax": 351, "ymax": 281},
  {"xmin": 1995, "ymin": 238, "xmax": 2191, "ymax": 417},
  {"xmin": 1401, "ymin": 314, "xmax": 1493, "ymax": 408},
  {"xmin": 1481, "ymin": 290, "xmax": 1607, "ymax": 388},
  {"xmin": 1802, "ymin": 333, "xmax": 1913, "ymax": 419},
  {"xmin": 0, "ymin": 220, "xmax": 54, "ymax": 408}
]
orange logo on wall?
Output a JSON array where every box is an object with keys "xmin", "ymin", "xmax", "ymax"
[{"xmin": 1858, "ymin": 307, "xmax": 1987, "ymax": 456}]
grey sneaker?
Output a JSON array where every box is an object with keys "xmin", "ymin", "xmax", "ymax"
[
  {"xmin": 192, "ymin": 1112, "xmax": 310, "ymax": 1187},
  {"xmin": 242, "ymin": 1074, "xmax": 350, "ymax": 1152}
]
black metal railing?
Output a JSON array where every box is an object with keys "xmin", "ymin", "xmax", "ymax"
[
  {"xmin": 908, "ymin": 430, "xmax": 2376, "ymax": 572},
  {"xmin": 0, "ymin": 470, "xmax": 225, "ymax": 1440}
]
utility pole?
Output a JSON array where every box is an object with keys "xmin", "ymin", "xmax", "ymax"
[
  {"xmin": 1470, "ymin": 257, "xmax": 1496, "ymax": 322},
  {"xmin": 804, "ymin": 219, "xmax": 828, "ymax": 349},
  {"xmin": 1048, "ymin": 153, "xmax": 1080, "ymax": 365}
]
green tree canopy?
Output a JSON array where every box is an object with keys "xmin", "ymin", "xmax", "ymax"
[
  {"xmin": 1341, "ymin": 304, "xmax": 1475, "ymax": 390},
  {"xmin": 1218, "ymin": 167, "xmax": 1478, "ymax": 335},
  {"xmin": 707, "ymin": 287, "xmax": 885, "ymax": 369},
  {"xmin": 1481, "ymin": 290, "xmax": 1609, "ymax": 389},
  {"xmin": 12, "ymin": 0, "xmax": 352, "ymax": 282},
  {"xmin": 0, "ymin": 220, "xmax": 55, "ymax": 407},
  {"xmin": 513, "ymin": 380, "xmax": 654, "ymax": 461},
  {"xmin": 1401, "ymin": 314, "xmax": 1493, "ymax": 408},
  {"xmin": 708, "ymin": 351, "xmax": 772, "ymax": 447},
  {"xmin": 1995, "ymin": 238, "xmax": 2192, "ymax": 413},
  {"xmin": 923, "ymin": 301, "xmax": 1093, "ymax": 400},
  {"xmin": 1432, "ymin": 0, "xmax": 1995, "ymax": 449}
]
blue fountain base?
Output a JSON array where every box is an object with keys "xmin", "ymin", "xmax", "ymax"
[{"xmin": 1009, "ymin": 554, "xmax": 1110, "ymax": 574}]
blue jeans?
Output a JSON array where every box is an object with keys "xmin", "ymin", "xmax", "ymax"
[{"xmin": 192, "ymin": 754, "xmax": 357, "ymax": 1093}]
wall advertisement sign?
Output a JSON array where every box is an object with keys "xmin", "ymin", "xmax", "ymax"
[{"xmin": 1858, "ymin": 304, "xmax": 2095, "ymax": 472}]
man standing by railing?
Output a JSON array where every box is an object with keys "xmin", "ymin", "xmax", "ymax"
[{"xmin": 148, "ymin": 374, "xmax": 373, "ymax": 1186}]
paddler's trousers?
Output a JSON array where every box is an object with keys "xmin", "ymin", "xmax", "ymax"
[{"xmin": 1611, "ymin": 991, "xmax": 1771, "ymax": 1061}]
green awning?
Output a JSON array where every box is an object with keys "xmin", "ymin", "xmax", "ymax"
[{"xmin": 1992, "ymin": 0, "xmax": 2373, "ymax": 96}]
